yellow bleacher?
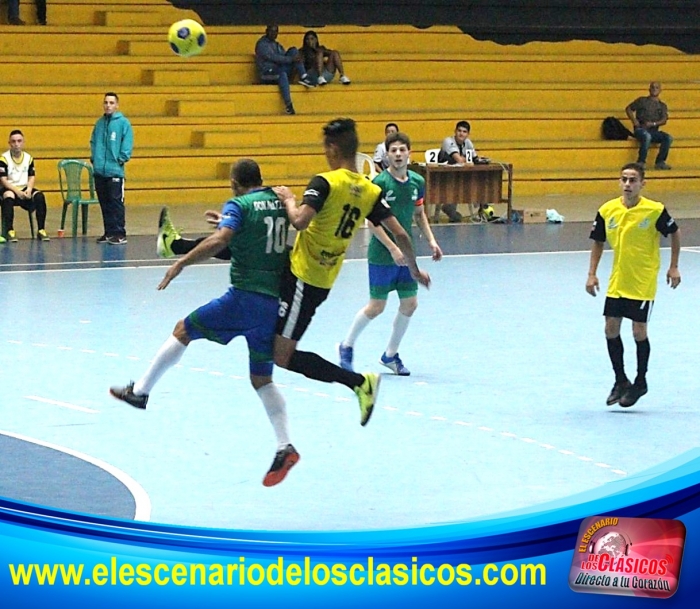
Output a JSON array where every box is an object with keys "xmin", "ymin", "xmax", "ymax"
[{"xmin": 2, "ymin": 0, "xmax": 698, "ymax": 211}]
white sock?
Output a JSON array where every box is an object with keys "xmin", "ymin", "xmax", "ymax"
[
  {"xmin": 134, "ymin": 335, "xmax": 187, "ymax": 395},
  {"xmin": 343, "ymin": 310, "xmax": 372, "ymax": 347},
  {"xmin": 385, "ymin": 312, "xmax": 412, "ymax": 357},
  {"xmin": 257, "ymin": 383, "xmax": 290, "ymax": 449}
]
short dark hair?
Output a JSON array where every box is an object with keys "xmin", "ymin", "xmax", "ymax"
[
  {"xmin": 456, "ymin": 120, "xmax": 471, "ymax": 132},
  {"xmin": 323, "ymin": 118, "xmax": 359, "ymax": 159},
  {"xmin": 104, "ymin": 92, "xmax": 119, "ymax": 101},
  {"xmin": 384, "ymin": 122, "xmax": 399, "ymax": 132},
  {"xmin": 232, "ymin": 159, "xmax": 263, "ymax": 187},
  {"xmin": 9, "ymin": 129, "xmax": 23, "ymax": 138},
  {"xmin": 385, "ymin": 131, "xmax": 411, "ymax": 150},
  {"xmin": 621, "ymin": 162, "xmax": 645, "ymax": 180}
]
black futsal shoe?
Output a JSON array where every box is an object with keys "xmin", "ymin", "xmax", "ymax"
[
  {"xmin": 606, "ymin": 379, "xmax": 631, "ymax": 406},
  {"xmin": 619, "ymin": 381, "xmax": 648, "ymax": 408},
  {"xmin": 263, "ymin": 444, "xmax": 300, "ymax": 487},
  {"xmin": 109, "ymin": 382, "xmax": 148, "ymax": 409}
]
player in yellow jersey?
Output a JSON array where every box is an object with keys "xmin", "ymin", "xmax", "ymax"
[
  {"xmin": 586, "ymin": 162, "xmax": 681, "ymax": 407},
  {"xmin": 272, "ymin": 118, "xmax": 431, "ymax": 426}
]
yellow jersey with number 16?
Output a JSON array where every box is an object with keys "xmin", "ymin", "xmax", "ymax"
[{"xmin": 291, "ymin": 168, "xmax": 383, "ymax": 289}]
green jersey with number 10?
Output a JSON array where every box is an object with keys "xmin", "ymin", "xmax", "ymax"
[{"xmin": 223, "ymin": 187, "xmax": 289, "ymax": 298}]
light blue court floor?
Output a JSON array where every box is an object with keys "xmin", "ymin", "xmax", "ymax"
[{"xmin": 1, "ymin": 244, "xmax": 700, "ymax": 530}]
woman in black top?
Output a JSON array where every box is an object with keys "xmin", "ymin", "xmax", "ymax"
[{"xmin": 300, "ymin": 30, "xmax": 351, "ymax": 86}]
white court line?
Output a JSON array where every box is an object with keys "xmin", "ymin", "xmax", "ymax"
[
  {"xmin": 0, "ymin": 261, "xmax": 227, "ymax": 275},
  {"xmin": 0, "ymin": 429, "xmax": 151, "ymax": 521},
  {"xmin": 1, "ymin": 244, "xmax": 694, "ymax": 276},
  {"xmin": 11, "ymin": 340, "xmax": 630, "ymax": 480},
  {"xmin": 25, "ymin": 396, "xmax": 98, "ymax": 414}
]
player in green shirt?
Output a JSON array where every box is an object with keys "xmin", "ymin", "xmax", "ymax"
[
  {"xmin": 339, "ymin": 132, "xmax": 442, "ymax": 375},
  {"xmin": 110, "ymin": 159, "xmax": 300, "ymax": 487}
]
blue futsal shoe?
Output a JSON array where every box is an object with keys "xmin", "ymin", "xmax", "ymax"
[
  {"xmin": 338, "ymin": 343, "xmax": 354, "ymax": 371},
  {"xmin": 379, "ymin": 353, "xmax": 411, "ymax": 376},
  {"xmin": 379, "ymin": 352, "xmax": 410, "ymax": 376}
]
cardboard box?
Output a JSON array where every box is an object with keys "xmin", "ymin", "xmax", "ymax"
[{"xmin": 514, "ymin": 208, "xmax": 547, "ymax": 224}]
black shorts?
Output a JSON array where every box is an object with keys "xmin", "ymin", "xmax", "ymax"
[
  {"xmin": 276, "ymin": 263, "xmax": 331, "ymax": 341},
  {"xmin": 604, "ymin": 297, "xmax": 653, "ymax": 323},
  {"xmin": 1, "ymin": 188, "xmax": 44, "ymax": 212}
]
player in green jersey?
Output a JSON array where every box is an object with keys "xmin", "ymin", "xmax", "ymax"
[
  {"xmin": 339, "ymin": 131, "xmax": 442, "ymax": 375},
  {"xmin": 110, "ymin": 159, "xmax": 299, "ymax": 487}
]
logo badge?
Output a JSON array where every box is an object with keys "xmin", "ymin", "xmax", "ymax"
[{"xmin": 569, "ymin": 516, "xmax": 685, "ymax": 599}]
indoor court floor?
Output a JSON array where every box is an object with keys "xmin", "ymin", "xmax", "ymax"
[{"xmin": 1, "ymin": 214, "xmax": 700, "ymax": 532}]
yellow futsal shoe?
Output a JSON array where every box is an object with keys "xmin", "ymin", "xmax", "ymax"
[
  {"xmin": 156, "ymin": 206, "xmax": 181, "ymax": 258},
  {"xmin": 354, "ymin": 372, "xmax": 381, "ymax": 426}
]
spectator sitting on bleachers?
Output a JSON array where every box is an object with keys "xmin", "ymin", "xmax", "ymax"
[
  {"xmin": 373, "ymin": 123, "xmax": 399, "ymax": 174},
  {"xmin": 438, "ymin": 120, "xmax": 477, "ymax": 164},
  {"xmin": 255, "ymin": 25, "xmax": 315, "ymax": 116},
  {"xmin": 625, "ymin": 82, "xmax": 673, "ymax": 170},
  {"xmin": 300, "ymin": 31, "xmax": 351, "ymax": 87}
]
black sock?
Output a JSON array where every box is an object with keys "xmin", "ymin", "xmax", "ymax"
[
  {"xmin": 635, "ymin": 338, "xmax": 650, "ymax": 386},
  {"xmin": 171, "ymin": 237, "xmax": 203, "ymax": 255},
  {"xmin": 171, "ymin": 237, "xmax": 231, "ymax": 261},
  {"xmin": 606, "ymin": 336, "xmax": 627, "ymax": 383},
  {"xmin": 287, "ymin": 350, "xmax": 364, "ymax": 389}
]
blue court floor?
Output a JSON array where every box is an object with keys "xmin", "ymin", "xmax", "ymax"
[{"xmin": 1, "ymin": 222, "xmax": 699, "ymax": 531}]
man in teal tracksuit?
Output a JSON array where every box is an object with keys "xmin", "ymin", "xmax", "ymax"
[{"xmin": 90, "ymin": 92, "xmax": 134, "ymax": 245}]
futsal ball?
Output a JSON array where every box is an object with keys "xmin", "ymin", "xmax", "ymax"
[
  {"xmin": 479, "ymin": 205, "xmax": 495, "ymax": 221},
  {"xmin": 168, "ymin": 19, "xmax": 207, "ymax": 58}
]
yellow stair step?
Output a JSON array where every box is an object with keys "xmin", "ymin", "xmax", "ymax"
[
  {"xmin": 191, "ymin": 131, "xmax": 263, "ymax": 148},
  {"xmin": 142, "ymin": 70, "xmax": 211, "ymax": 86},
  {"xmin": 96, "ymin": 11, "xmax": 174, "ymax": 27}
]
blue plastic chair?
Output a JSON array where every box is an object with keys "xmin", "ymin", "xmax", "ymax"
[{"xmin": 57, "ymin": 159, "xmax": 100, "ymax": 237}]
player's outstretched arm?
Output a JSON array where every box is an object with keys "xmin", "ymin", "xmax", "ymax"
[
  {"xmin": 158, "ymin": 227, "xmax": 233, "ymax": 290},
  {"xmin": 381, "ymin": 215, "xmax": 430, "ymax": 288},
  {"xmin": 273, "ymin": 186, "xmax": 316, "ymax": 230},
  {"xmin": 369, "ymin": 223, "xmax": 406, "ymax": 265}
]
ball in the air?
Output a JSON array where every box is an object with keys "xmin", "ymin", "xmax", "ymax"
[{"xmin": 168, "ymin": 19, "xmax": 207, "ymax": 58}]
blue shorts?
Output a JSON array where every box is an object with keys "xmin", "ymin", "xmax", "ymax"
[
  {"xmin": 368, "ymin": 263, "xmax": 418, "ymax": 300},
  {"xmin": 184, "ymin": 287, "xmax": 278, "ymax": 377}
]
